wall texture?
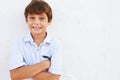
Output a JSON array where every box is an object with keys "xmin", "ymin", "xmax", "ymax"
[{"xmin": 0, "ymin": 0, "xmax": 120, "ymax": 80}]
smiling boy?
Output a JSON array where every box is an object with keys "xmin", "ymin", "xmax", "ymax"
[{"xmin": 9, "ymin": 0, "xmax": 62, "ymax": 80}]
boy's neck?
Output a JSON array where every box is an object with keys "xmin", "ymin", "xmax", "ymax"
[{"xmin": 31, "ymin": 32, "xmax": 47, "ymax": 46}]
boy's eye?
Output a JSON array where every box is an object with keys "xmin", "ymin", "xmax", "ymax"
[
  {"xmin": 40, "ymin": 17, "xmax": 45, "ymax": 20},
  {"xmin": 29, "ymin": 17, "xmax": 35, "ymax": 19}
]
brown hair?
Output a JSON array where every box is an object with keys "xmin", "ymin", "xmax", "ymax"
[{"xmin": 24, "ymin": 0, "xmax": 52, "ymax": 22}]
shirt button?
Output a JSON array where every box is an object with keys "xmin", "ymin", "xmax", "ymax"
[{"xmin": 37, "ymin": 49, "xmax": 39, "ymax": 51}]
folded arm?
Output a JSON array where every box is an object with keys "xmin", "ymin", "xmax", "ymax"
[
  {"xmin": 10, "ymin": 60, "xmax": 50, "ymax": 80},
  {"xmin": 33, "ymin": 71, "xmax": 60, "ymax": 80}
]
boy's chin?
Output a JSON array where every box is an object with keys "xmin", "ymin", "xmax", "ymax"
[
  {"xmin": 31, "ymin": 32, "xmax": 43, "ymax": 35},
  {"xmin": 31, "ymin": 30, "xmax": 43, "ymax": 34}
]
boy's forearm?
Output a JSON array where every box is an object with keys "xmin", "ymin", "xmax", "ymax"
[
  {"xmin": 33, "ymin": 72, "xmax": 60, "ymax": 80},
  {"xmin": 10, "ymin": 60, "xmax": 50, "ymax": 80}
]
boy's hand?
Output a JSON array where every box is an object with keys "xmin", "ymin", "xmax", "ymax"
[
  {"xmin": 10, "ymin": 60, "xmax": 51, "ymax": 80},
  {"xmin": 40, "ymin": 60, "xmax": 51, "ymax": 70}
]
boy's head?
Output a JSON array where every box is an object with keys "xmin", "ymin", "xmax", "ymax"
[{"xmin": 24, "ymin": 0, "xmax": 52, "ymax": 22}]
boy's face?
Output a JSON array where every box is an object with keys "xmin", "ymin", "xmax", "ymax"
[{"xmin": 26, "ymin": 13, "xmax": 51, "ymax": 35}]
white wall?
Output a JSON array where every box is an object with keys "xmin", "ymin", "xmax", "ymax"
[{"xmin": 0, "ymin": 0, "xmax": 120, "ymax": 80}]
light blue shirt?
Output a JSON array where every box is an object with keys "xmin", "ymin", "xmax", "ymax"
[{"xmin": 9, "ymin": 33, "xmax": 62, "ymax": 79}]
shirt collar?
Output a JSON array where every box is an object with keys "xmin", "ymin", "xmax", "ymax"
[
  {"xmin": 24, "ymin": 32, "xmax": 52, "ymax": 44},
  {"xmin": 43, "ymin": 32, "xmax": 51, "ymax": 44},
  {"xmin": 24, "ymin": 33, "xmax": 34, "ymax": 43}
]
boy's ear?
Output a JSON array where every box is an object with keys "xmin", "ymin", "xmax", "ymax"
[
  {"xmin": 48, "ymin": 19, "xmax": 52, "ymax": 25},
  {"xmin": 25, "ymin": 18, "xmax": 28, "ymax": 22}
]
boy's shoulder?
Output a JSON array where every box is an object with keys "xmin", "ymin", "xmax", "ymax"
[
  {"xmin": 50, "ymin": 37, "xmax": 62, "ymax": 48},
  {"xmin": 47, "ymin": 33, "xmax": 61, "ymax": 45},
  {"xmin": 12, "ymin": 34, "xmax": 28, "ymax": 44}
]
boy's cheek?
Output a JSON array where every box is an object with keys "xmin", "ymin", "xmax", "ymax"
[{"xmin": 26, "ymin": 21, "xmax": 33, "ymax": 25}]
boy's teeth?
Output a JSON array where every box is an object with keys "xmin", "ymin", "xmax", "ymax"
[{"xmin": 33, "ymin": 27, "xmax": 41, "ymax": 29}]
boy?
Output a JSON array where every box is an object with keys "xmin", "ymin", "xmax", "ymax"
[{"xmin": 9, "ymin": 0, "xmax": 62, "ymax": 80}]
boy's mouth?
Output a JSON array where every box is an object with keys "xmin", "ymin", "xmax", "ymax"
[
  {"xmin": 32, "ymin": 24, "xmax": 42, "ymax": 30},
  {"xmin": 32, "ymin": 26, "xmax": 42, "ymax": 30},
  {"xmin": 33, "ymin": 26, "xmax": 40, "ymax": 29}
]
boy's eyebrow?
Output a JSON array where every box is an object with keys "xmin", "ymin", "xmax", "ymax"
[{"xmin": 28, "ymin": 14, "xmax": 46, "ymax": 17}]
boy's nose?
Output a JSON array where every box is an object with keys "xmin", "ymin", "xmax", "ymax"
[
  {"xmin": 33, "ymin": 19, "xmax": 41, "ymax": 25},
  {"xmin": 34, "ymin": 22, "xmax": 39, "ymax": 25}
]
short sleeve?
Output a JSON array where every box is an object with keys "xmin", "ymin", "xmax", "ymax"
[
  {"xmin": 48, "ymin": 40, "xmax": 62, "ymax": 75},
  {"xmin": 9, "ymin": 40, "xmax": 27, "ymax": 70}
]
